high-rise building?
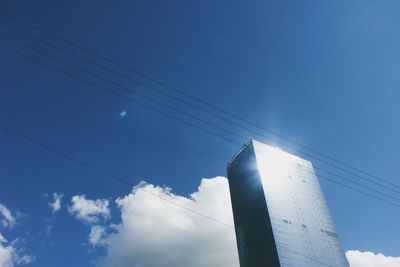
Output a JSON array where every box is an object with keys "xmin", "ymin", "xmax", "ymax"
[{"xmin": 227, "ymin": 140, "xmax": 349, "ymax": 267}]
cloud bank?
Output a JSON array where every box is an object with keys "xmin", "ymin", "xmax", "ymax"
[
  {"xmin": 98, "ymin": 177, "xmax": 239, "ymax": 267},
  {"xmin": 346, "ymin": 250, "xmax": 400, "ymax": 267},
  {"xmin": 67, "ymin": 177, "xmax": 399, "ymax": 267}
]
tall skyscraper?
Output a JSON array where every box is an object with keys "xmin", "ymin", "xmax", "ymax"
[{"xmin": 227, "ymin": 140, "xmax": 349, "ymax": 267}]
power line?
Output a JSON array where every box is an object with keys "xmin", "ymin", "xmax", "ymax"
[
  {"xmin": 0, "ymin": 125, "xmax": 333, "ymax": 267},
  {"xmin": 0, "ymin": 126, "xmax": 234, "ymax": 228},
  {"xmin": 304, "ymin": 151, "xmax": 400, "ymax": 194},
  {"xmin": 1, "ymin": 31, "xmax": 400, "ymax": 208},
  {"xmin": 1, "ymin": 121, "xmax": 399, "ymax": 212},
  {"xmin": 0, "ymin": 19, "xmax": 398, "ymax": 197},
  {"xmin": 0, "ymin": 42, "xmax": 242, "ymax": 146},
  {"xmin": 289, "ymin": 162, "xmax": 400, "ymax": 208},
  {"xmin": 1, "ymin": 27, "xmax": 400, "ymax": 203},
  {"xmin": 0, "ymin": 9, "xmax": 394, "ymax": 266},
  {"xmin": 0, "ymin": 31, "xmax": 249, "ymax": 143},
  {"xmin": 0, "ymin": 7, "xmax": 396, "ymax": 191},
  {"xmin": 314, "ymin": 166, "xmax": 400, "ymax": 202},
  {"xmin": 319, "ymin": 175, "xmax": 400, "ymax": 209},
  {"xmin": 1, "ymin": 12, "xmax": 399, "ymax": 204},
  {"xmin": 0, "ymin": 19, "xmax": 256, "ymax": 141}
]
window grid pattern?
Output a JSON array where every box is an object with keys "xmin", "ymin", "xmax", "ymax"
[{"xmin": 253, "ymin": 141, "xmax": 349, "ymax": 267}]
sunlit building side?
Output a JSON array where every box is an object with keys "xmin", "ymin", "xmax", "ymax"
[{"xmin": 227, "ymin": 140, "xmax": 349, "ymax": 267}]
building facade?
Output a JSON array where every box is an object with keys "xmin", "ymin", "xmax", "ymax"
[{"xmin": 227, "ymin": 140, "xmax": 349, "ymax": 267}]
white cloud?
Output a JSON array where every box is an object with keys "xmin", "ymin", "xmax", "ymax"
[
  {"xmin": 48, "ymin": 193, "xmax": 63, "ymax": 214},
  {"xmin": 98, "ymin": 177, "xmax": 239, "ymax": 267},
  {"xmin": 66, "ymin": 178, "xmax": 399, "ymax": 267},
  {"xmin": 0, "ymin": 204, "xmax": 33, "ymax": 266},
  {"xmin": 347, "ymin": 250, "xmax": 400, "ymax": 267},
  {"xmin": 89, "ymin": 226, "xmax": 106, "ymax": 248},
  {"xmin": 14, "ymin": 255, "xmax": 34, "ymax": 266},
  {"xmin": 0, "ymin": 232, "xmax": 34, "ymax": 267},
  {"xmin": 0, "ymin": 233, "xmax": 13, "ymax": 267},
  {"xmin": 0, "ymin": 205, "xmax": 15, "ymax": 229},
  {"xmin": 69, "ymin": 195, "xmax": 110, "ymax": 224}
]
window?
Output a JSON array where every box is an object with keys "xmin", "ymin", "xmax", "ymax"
[{"xmin": 321, "ymin": 229, "xmax": 339, "ymax": 238}]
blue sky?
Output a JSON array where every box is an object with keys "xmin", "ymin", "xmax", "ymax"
[{"xmin": 0, "ymin": 0, "xmax": 400, "ymax": 266}]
